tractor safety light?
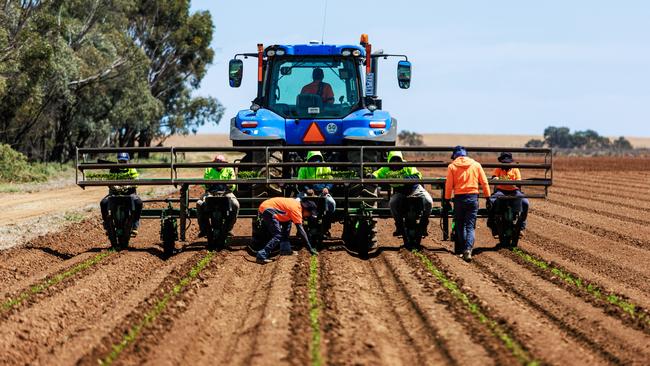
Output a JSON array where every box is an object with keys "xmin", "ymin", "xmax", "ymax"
[
  {"xmin": 369, "ymin": 121, "xmax": 386, "ymax": 128},
  {"xmin": 360, "ymin": 33, "xmax": 369, "ymax": 45},
  {"xmin": 241, "ymin": 121, "xmax": 258, "ymax": 128},
  {"xmin": 267, "ymin": 50, "xmax": 276, "ymax": 57},
  {"xmin": 276, "ymin": 49, "xmax": 285, "ymax": 56},
  {"xmin": 342, "ymin": 50, "xmax": 351, "ymax": 56},
  {"xmin": 352, "ymin": 49, "xmax": 361, "ymax": 56}
]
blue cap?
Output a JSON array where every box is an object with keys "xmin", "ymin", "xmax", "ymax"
[
  {"xmin": 117, "ymin": 152, "xmax": 130, "ymax": 161},
  {"xmin": 451, "ymin": 146, "xmax": 467, "ymax": 159}
]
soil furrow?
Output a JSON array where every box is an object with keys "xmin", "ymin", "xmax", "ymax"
[
  {"xmin": 531, "ymin": 207, "xmax": 650, "ymax": 250},
  {"xmin": 505, "ymin": 247, "xmax": 650, "ymax": 333},
  {"xmin": 0, "ymin": 249, "xmax": 196, "ymax": 366},
  {"xmin": 287, "ymin": 251, "xmax": 312, "ymax": 366},
  {"xmin": 369, "ymin": 253, "xmax": 455, "ymax": 365},
  {"xmin": 0, "ymin": 216, "xmax": 109, "ymax": 294},
  {"xmin": 550, "ymin": 185, "xmax": 650, "ymax": 212},
  {"xmin": 118, "ymin": 252, "xmax": 299, "ymax": 366},
  {"xmin": 321, "ymin": 249, "xmax": 452, "ymax": 366},
  {"xmin": 474, "ymin": 251, "xmax": 650, "ymax": 365},
  {"xmin": 416, "ymin": 247, "xmax": 605, "ymax": 366},
  {"xmin": 1, "ymin": 250, "xmax": 113, "ymax": 316},
  {"xmin": 546, "ymin": 197, "xmax": 650, "ymax": 226},
  {"xmin": 382, "ymin": 251, "xmax": 495, "ymax": 365},
  {"xmin": 522, "ymin": 227, "xmax": 650, "ymax": 303},
  {"xmin": 556, "ymin": 174, "xmax": 650, "ymax": 191}
]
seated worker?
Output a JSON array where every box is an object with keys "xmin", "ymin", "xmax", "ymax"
[
  {"xmin": 300, "ymin": 68, "xmax": 334, "ymax": 104},
  {"xmin": 487, "ymin": 152, "xmax": 529, "ymax": 234},
  {"xmin": 256, "ymin": 197, "xmax": 318, "ymax": 264},
  {"xmin": 100, "ymin": 152, "xmax": 142, "ymax": 237},
  {"xmin": 372, "ymin": 151, "xmax": 433, "ymax": 238},
  {"xmin": 196, "ymin": 154, "xmax": 240, "ymax": 237},
  {"xmin": 297, "ymin": 151, "xmax": 336, "ymax": 229}
]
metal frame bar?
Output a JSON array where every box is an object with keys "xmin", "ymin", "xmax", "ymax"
[{"xmin": 76, "ymin": 145, "xmax": 553, "ymax": 187}]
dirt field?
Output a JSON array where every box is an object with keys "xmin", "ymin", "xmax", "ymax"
[
  {"xmin": 1, "ymin": 157, "xmax": 650, "ymax": 365},
  {"xmin": 160, "ymin": 133, "xmax": 650, "ymax": 148}
]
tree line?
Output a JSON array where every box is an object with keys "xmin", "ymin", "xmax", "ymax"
[
  {"xmin": 0, "ymin": 0, "xmax": 223, "ymax": 162},
  {"xmin": 526, "ymin": 126, "xmax": 633, "ymax": 151}
]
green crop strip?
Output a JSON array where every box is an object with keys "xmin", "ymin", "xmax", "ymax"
[
  {"xmin": 512, "ymin": 248, "xmax": 650, "ymax": 327},
  {"xmin": 1, "ymin": 251, "xmax": 113, "ymax": 312},
  {"xmin": 413, "ymin": 251, "xmax": 539, "ymax": 366},
  {"xmin": 308, "ymin": 255, "xmax": 323, "ymax": 366},
  {"xmin": 100, "ymin": 252, "xmax": 215, "ymax": 366}
]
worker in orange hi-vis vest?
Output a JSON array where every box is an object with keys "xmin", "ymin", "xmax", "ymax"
[
  {"xmin": 444, "ymin": 146, "xmax": 491, "ymax": 262},
  {"xmin": 487, "ymin": 152, "xmax": 529, "ymax": 236},
  {"xmin": 255, "ymin": 197, "xmax": 318, "ymax": 264}
]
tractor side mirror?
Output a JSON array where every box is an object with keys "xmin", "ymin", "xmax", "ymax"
[
  {"xmin": 229, "ymin": 59, "xmax": 243, "ymax": 88},
  {"xmin": 397, "ymin": 60, "xmax": 412, "ymax": 89}
]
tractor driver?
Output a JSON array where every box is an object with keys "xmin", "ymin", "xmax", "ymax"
[
  {"xmin": 100, "ymin": 152, "xmax": 142, "ymax": 237},
  {"xmin": 487, "ymin": 152, "xmax": 529, "ymax": 236},
  {"xmin": 372, "ymin": 151, "xmax": 433, "ymax": 239},
  {"xmin": 196, "ymin": 154, "xmax": 240, "ymax": 238},
  {"xmin": 300, "ymin": 68, "xmax": 334, "ymax": 104}
]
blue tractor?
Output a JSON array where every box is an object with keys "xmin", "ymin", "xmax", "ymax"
[{"xmin": 227, "ymin": 34, "xmax": 411, "ymax": 194}]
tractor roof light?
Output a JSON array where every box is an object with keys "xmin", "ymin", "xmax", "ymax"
[
  {"xmin": 352, "ymin": 49, "xmax": 361, "ymax": 56},
  {"xmin": 267, "ymin": 50, "xmax": 276, "ymax": 57},
  {"xmin": 360, "ymin": 33, "xmax": 369, "ymax": 46},
  {"xmin": 342, "ymin": 50, "xmax": 352, "ymax": 56},
  {"xmin": 275, "ymin": 49, "xmax": 285, "ymax": 56}
]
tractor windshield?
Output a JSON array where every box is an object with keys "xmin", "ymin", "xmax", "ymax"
[{"xmin": 267, "ymin": 57, "xmax": 362, "ymax": 119}]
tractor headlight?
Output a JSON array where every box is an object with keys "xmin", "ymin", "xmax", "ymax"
[{"xmin": 342, "ymin": 50, "xmax": 352, "ymax": 56}]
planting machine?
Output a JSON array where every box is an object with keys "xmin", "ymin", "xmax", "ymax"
[{"xmin": 75, "ymin": 35, "xmax": 553, "ymax": 256}]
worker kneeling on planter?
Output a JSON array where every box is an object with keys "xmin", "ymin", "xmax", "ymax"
[
  {"xmin": 372, "ymin": 151, "xmax": 433, "ymax": 238},
  {"xmin": 256, "ymin": 197, "xmax": 318, "ymax": 264}
]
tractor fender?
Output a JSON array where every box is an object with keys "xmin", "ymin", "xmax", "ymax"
[
  {"xmin": 343, "ymin": 117, "xmax": 397, "ymax": 143},
  {"xmin": 230, "ymin": 109, "xmax": 286, "ymax": 142}
]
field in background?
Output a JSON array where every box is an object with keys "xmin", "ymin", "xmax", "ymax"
[{"xmin": 160, "ymin": 133, "xmax": 650, "ymax": 148}]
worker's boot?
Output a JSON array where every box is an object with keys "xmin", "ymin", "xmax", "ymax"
[{"xmin": 419, "ymin": 219, "xmax": 429, "ymax": 238}]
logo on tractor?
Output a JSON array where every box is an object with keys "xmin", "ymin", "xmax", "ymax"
[{"xmin": 326, "ymin": 123, "xmax": 338, "ymax": 134}]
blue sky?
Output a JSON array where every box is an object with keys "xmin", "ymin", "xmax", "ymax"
[{"xmin": 190, "ymin": 1, "xmax": 650, "ymax": 136}]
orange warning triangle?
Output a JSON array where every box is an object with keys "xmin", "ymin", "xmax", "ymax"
[{"xmin": 303, "ymin": 122, "xmax": 325, "ymax": 144}]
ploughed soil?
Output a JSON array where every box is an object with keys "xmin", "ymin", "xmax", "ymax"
[{"xmin": 1, "ymin": 157, "xmax": 650, "ymax": 365}]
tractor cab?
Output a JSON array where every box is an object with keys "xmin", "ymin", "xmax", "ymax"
[{"xmin": 228, "ymin": 34, "xmax": 411, "ymax": 147}]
